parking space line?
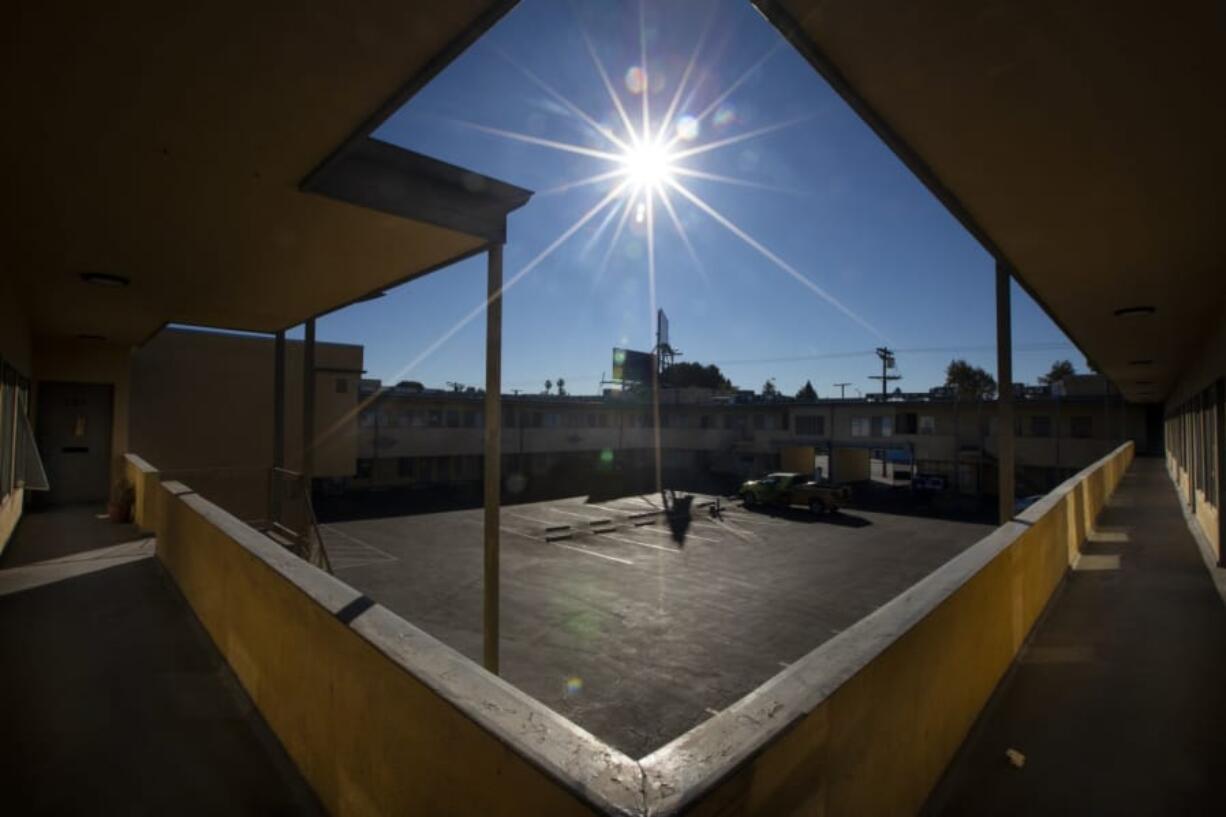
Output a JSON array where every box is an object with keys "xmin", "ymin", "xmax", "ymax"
[
  {"xmin": 552, "ymin": 542, "xmax": 634, "ymax": 565},
  {"xmin": 542, "ymin": 506, "xmax": 611, "ymax": 522},
  {"xmin": 460, "ymin": 519, "xmax": 633, "ymax": 566},
  {"xmin": 319, "ymin": 524, "xmax": 397, "ymax": 560},
  {"xmin": 634, "ymin": 526, "xmax": 721, "ymax": 544},
  {"xmin": 505, "ymin": 511, "xmax": 554, "ymax": 528},
  {"xmin": 595, "ymin": 532, "xmax": 679, "ymax": 554}
]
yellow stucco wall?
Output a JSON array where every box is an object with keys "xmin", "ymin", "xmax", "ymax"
[
  {"xmin": 672, "ymin": 442, "xmax": 1134, "ymax": 817},
  {"xmin": 124, "ymin": 453, "xmax": 161, "ymax": 533},
  {"xmin": 155, "ymin": 481, "xmax": 605, "ymax": 817}
]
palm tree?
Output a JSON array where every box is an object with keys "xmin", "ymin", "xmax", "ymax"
[
  {"xmin": 544, "ymin": 379, "xmax": 552, "ymax": 395},
  {"xmin": 557, "ymin": 377, "xmax": 566, "ymax": 396}
]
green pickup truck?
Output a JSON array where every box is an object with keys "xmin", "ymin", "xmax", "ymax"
[{"xmin": 739, "ymin": 472, "xmax": 851, "ymax": 514}]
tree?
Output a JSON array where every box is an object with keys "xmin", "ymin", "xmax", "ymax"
[
  {"xmin": 762, "ymin": 378, "xmax": 779, "ymax": 399},
  {"xmin": 795, "ymin": 380, "xmax": 818, "ymax": 401},
  {"xmin": 544, "ymin": 379, "xmax": 552, "ymax": 395},
  {"xmin": 659, "ymin": 361, "xmax": 733, "ymax": 390},
  {"xmin": 945, "ymin": 359, "xmax": 997, "ymax": 399},
  {"xmin": 1040, "ymin": 359, "xmax": 1075, "ymax": 385},
  {"xmin": 556, "ymin": 377, "xmax": 567, "ymax": 396}
]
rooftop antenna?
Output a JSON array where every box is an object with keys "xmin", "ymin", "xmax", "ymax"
[{"xmin": 833, "ymin": 382, "xmax": 852, "ymax": 399}]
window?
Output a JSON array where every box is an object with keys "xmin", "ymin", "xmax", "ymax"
[
  {"xmin": 407, "ymin": 410, "xmax": 426, "ymax": 427},
  {"xmin": 898, "ymin": 413, "xmax": 918, "ymax": 434},
  {"xmin": 851, "ymin": 417, "xmax": 870, "ymax": 437},
  {"xmin": 919, "ymin": 415, "xmax": 936, "ymax": 435},
  {"xmin": 544, "ymin": 412, "xmax": 560, "ymax": 428},
  {"xmin": 428, "ymin": 409, "xmax": 442, "ymax": 428},
  {"xmin": 700, "ymin": 415, "xmax": 713, "ymax": 429},
  {"xmin": 753, "ymin": 414, "xmax": 765, "ymax": 431},
  {"xmin": 1030, "ymin": 416, "xmax": 1052, "ymax": 437},
  {"xmin": 335, "ymin": 378, "xmax": 348, "ymax": 394},
  {"xmin": 446, "ymin": 410, "xmax": 460, "ymax": 428},
  {"xmin": 723, "ymin": 414, "xmax": 735, "ymax": 430},
  {"xmin": 356, "ymin": 458, "xmax": 373, "ymax": 479},
  {"xmin": 359, "ymin": 410, "xmax": 376, "ymax": 428},
  {"xmin": 870, "ymin": 416, "xmax": 892, "ymax": 437},
  {"xmin": 397, "ymin": 457, "xmax": 414, "ymax": 478},
  {"xmin": 503, "ymin": 408, "xmax": 516, "ymax": 428},
  {"xmin": 381, "ymin": 410, "xmax": 398, "ymax": 428},
  {"xmin": 463, "ymin": 410, "xmax": 477, "ymax": 428},
  {"xmin": 1070, "ymin": 416, "xmax": 1093, "ymax": 439},
  {"xmin": 795, "ymin": 415, "xmax": 824, "ymax": 435},
  {"xmin": 598, "ymin": 413, "xmax": 609, "ymax": 428}
]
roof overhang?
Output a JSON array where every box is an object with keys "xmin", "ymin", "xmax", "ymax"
[
  {"xmin": 5, "ymin": 0, "xmax": 529, "ymax": 346},
  {"xmin": 754, "ymin": 0, "xmax": 1226, "ymax": 403}
]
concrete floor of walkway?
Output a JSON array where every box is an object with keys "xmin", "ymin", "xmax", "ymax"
[
  {"xmin": 927, "ymin": 457, "xmax": 1226, "ymax": 815},
  {"xmin": 0, "ymin": 511, "xmax": 324, "ymax": 815}
]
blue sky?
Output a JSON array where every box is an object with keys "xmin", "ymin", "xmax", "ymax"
[{"xmin": 308, "ymin": 0, "xmax": 1079, "ymax": 397}]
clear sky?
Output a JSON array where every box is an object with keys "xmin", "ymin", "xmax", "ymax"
[{"xmin": 307, "ymin": 0, "xmax": 1080, "ymax": 397}]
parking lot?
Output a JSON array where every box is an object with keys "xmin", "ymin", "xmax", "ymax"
[{"xmin": 320, "ymin": 492, "xmax": 994, "ymax": 757}]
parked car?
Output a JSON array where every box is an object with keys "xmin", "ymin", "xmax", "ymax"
[
  {"xmin": 1014, "ymin": 494, "xmax": 1044, "ymax": 513},
  {"xmin": 739, "ymin": 472, "xmax": 851, "ymax": 514},
  {"xmin": 911, "ymin": 473, "xmax": 947, "ymax": 493}
]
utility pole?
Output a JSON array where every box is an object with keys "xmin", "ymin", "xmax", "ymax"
[
  {"xmin": 834, "ymin": 382, "xmax": 852, "ymax": 399},
  {"xmin": 868, "ymin": 347, "xmax": 901, "ymax": 400}
]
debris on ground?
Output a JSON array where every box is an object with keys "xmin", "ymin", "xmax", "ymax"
[{"xmin": 1005, "ymin": 748, "xmax": 1026, "ymax": 768}]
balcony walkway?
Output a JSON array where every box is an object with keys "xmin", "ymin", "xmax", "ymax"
[
  {"xmin": 928, "ymin": 456, "xmax": 1226, "ymax": 814},
  {"xmin": 0, "ymin": 507, "xmax": 324, "ymax": 815}
]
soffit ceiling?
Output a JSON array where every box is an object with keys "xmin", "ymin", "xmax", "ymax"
[
  {"xmin": 5, "ymin": 0, "xmax": 521, "ymax": 346},
  {"xmin": 757, "ymin": 0, "xmax": 1226, "ymax": 403}
]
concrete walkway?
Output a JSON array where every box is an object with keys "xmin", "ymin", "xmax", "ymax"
[
  {"xmin": 928, "ymin": 457, "xmax": 1226, "ymax": 815},
  {"xmin": 0, "ymin": 514, "xmax": 324, "ymax": 815}
]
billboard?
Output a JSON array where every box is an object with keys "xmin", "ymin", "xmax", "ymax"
[
  {"xmin": 657, "ymin": 309, "xmax": 669, "ymax": 347},
  {"xmin": 612, "ymin": 348, "xmax": 654, "ymax": 383}
]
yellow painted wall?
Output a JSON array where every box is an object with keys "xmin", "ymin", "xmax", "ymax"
[
  {"xmin": 779, "ymin": 446, "xmax": 815, "ymax": 474},
  {"xmin": 155, "ymin": 481, "xmax": 606, "ymax": 817},
  {"xmin": 124, "ymin": 453, "xmax": 161, "ymax": 533},
  {"xmin": 672, "ymin": 442, "xmax": 1134, "ymax": 817},
  {"xmin": 1, "ymin": 276, "xmax": 33, "ymax": 553},
  {"xmin": 832, "ymin": 447, "xmax": 870, "ymax": 482}
]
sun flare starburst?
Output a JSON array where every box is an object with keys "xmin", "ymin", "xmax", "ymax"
[{"xmin": 621, "ymin": 139, "xmax": 676, "ymax": 191}]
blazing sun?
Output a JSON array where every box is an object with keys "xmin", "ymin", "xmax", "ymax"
[{"xmin": 384, "ymin": 2, "xmax": 884, "ymax": 394}]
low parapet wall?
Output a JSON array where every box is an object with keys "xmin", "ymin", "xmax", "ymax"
[
  {"xmin": 640, "ymin": 440, "xmax": 1134, "ymax": 815},
  {"xmin": 154, "ymin": 478, "xmax": 640, "ymax": 817},
  {"xmin": 123, "ymin": 453, "xmax": 160, "ymax": 533},
  {"xmin": 149, "ymin": 441, "xmax": 1133, "ymax": 816}
]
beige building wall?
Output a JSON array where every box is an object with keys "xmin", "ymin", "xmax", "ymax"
[{"xmin": 130, "ymin": 328, "xmax": 361, "ymax": 479}]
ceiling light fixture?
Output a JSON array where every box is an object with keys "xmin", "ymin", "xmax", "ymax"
[
  {"xmin": 1113, "ymin": 305, "xmax": 1155, "ymax": 317},
  {"xmin": 80, "ymin": 272, "xmax": 130, "ymax": 287}
]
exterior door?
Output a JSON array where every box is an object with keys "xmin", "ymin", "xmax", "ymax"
[{"xmin": 37, "ymin": 382, "xmax": 113, "ymax": 505}]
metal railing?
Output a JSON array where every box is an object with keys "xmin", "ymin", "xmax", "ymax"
[
  {"xmin": 156, "ymin": 464, "xmax": 332, "ymax": 574},
  {"xmin": 269, "ymin": 467, "xmax": 332, "ymax": 573}
]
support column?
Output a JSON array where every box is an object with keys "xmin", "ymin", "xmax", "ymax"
[
  {"xmin": 483, "ymin": 245, "xmax": 503, "ymax": 674},
  {"xmin": 303, "ymin": 318, "xmax": 316, "ymax": 482},
  {"xmin": 272, "ymin": 330, "xmax": 286, "ymax": 523},
  {"xmin": 996, "ymin": 262, "xmax": 1015, "ymax": 524},
  {"xmin": 273, "ymin": 330, "xmax": 286, "ymax": 469},
  {"xmin": 1217, "ymin": 378, "xmax": 1225, "ymax": 566}
]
